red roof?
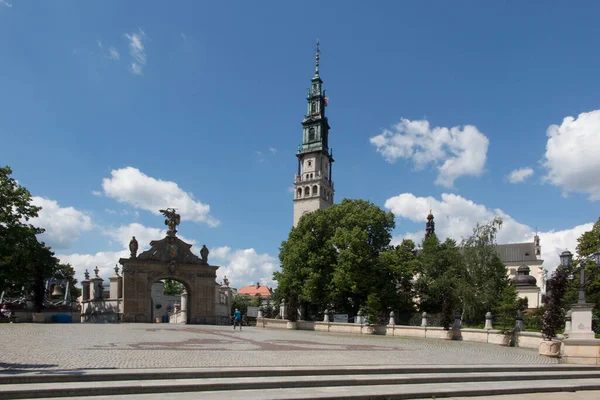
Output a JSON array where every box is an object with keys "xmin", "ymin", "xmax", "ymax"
[{"xmin": 238, "ymin": 283, "xmax": 272, "ymax": 298}]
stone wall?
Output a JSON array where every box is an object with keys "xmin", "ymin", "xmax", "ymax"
[{"xmin": 259, "ymin": 317, "xmax": 549, "ymax": 350}]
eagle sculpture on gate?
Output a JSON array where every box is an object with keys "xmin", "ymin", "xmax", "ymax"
[{"xmin": 159, "ymin": 208, "xmax": 180, "ymax": 237}]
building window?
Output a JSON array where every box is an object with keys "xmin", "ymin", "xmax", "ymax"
[
  {"xmin": 311, "ymin": 102, "xmax": 316, "ymax": 114},
  {"xmin": 307, "ymin": 160, "xmax": 312, "ymax": 167},
  {"xmin": 308, "ymin": 128, "xmax": 315, "ymax": 142},
  {"xmin": 305, "ymin": 186, "xmax": 310, "ymax": 196},
  {"xmin": 312, "ymin": 185, "xmax": 318, "ymax": 196},
  {"xmin": 297, "ymin": 188, "xmax": 302, "ymax": 198}
]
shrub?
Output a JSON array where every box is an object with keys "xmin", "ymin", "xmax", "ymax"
[{"xmin": 542, "ymin": 267, "xmax": 569, "ymax": 339}]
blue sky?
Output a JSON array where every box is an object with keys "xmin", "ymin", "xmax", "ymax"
[{"xmin": 1, "ymin": 1, "xmax": 599, "ymax": 288}]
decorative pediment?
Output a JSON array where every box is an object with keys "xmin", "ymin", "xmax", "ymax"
[{"xmin": 137, "ymin": 236, "xmax": 206, "ymax": 265}]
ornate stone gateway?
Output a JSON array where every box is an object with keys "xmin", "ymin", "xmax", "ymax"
[{"xmin": 119, "ymin": 209, "xmax": 219, "ymax": 323}]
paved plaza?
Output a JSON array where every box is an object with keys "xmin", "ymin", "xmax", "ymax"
[{"xmin": 1, "ymin": 324, "xmax": 557, "ymax": 371}]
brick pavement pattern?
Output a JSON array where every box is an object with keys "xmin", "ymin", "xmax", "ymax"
[{"xmin": 0, "ymin": 324, "xmax": 557, "ymax": 370}]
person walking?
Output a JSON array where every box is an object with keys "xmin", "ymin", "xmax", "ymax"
[{"xmin": 233, "ymin": 308, "xmax": 242, "ymax": 331}]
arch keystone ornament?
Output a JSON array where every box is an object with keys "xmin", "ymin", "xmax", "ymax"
[{"xmin": 119, "ymin": 209, "xmax": 220, "ymax": 323}]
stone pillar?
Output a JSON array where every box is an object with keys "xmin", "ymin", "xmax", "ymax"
[
  {"xmin": 356, "ymin": 310, "xmax": 363, "ymax": 325},
  {"xmin": 180, "ymin": 291, "xmax": 188, "ymax": 323},
  {"xmin": 515, "ymin": 311, "xmax": 524, "ymax": 332},
  {"xmin": 568, "ymin": 303, "xmax": 595, "ymax": 340},
  {"xmin": 421, "ymin": 312, "xmax": 428, "ymax": 327},
  {"xmin": 565, "ymin": 310, "xmax": 572, "ymax": 337},
  {"xmin": 81, "ymin": 279, "xmax": 90, "ymax": 301},
  {"xmin": 562, "ymin": 304, "xmax": 600, "ymax": 364},
  {"xmin": 388, "ymin": 311, "xmax": 395, "ymax": 326},
  {"xmin": 280, "ymin": 300, "xmax": 287, "ymax": 320},
  {"xmin": 453, "ymin": 311, "xmax": 462, "ymax": 330},
  {"xmin": 484, "ymin": 312, "xmax": 493, "ymax": 330},
  {"xmin": 257, "ymin": 306, "xmax": 263, "ymax": 319},
  {"xmin": 323, "ymin": 309, "xmax": 330, "ymax": 323},
  {"xmin": 91, "ymin": 277, "xmax": 104, "ymax": 300},
  {"xmin": 109, "ymin": 270, "xmax": 122, "ymax": 300}
]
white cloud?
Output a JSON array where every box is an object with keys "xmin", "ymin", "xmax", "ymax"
[
  {"xmin": 370, "ymin": 118, "xmax": 489, "ymax": 188},
  {"xmin": 105, "ymin": 209, "xmax": 116, "ymax": 214},
  {"xmin": 124, "ymin": 29, "xmax": 146, "ymax": 75},
  {"xmin": 269, "ymin": 147, "xmax": 277, "ymax": 154},
  {"xmin": 542, "ymin": 109, "xmax": 600, "ymax": 201},
  {"xmin": 0, "ymin": 0, "xmax": 12, "ymax": 8},
  {"xmin": 30, "ymin": 197, "xmax": 93, "ymax": 249},
  {"xmin": 57, "ymin": 250, "xmax": 126, "ymax": 283},
  {"xmin": 101, "ymin": 167, "xmax": 219, "ymax": 227},
  {"xmin": 384, "ymin": 192, "xmax": 593, "ymax": 272},
  {"xmin": 108, "ymin": 46, "xmax": 120, "ymax": 61},
  {"xmin": 508, "ymin": 167, "xmax": 534, "ymax": 184},
  {"xmin": 102, "ymin": 222, "xmax": 196, "ymax": 251},
  {"xmin": 59, "ymin": 222, "xmax": 198, "ymax": 282},
  {"xmin": 210, "ymin": 246, "xmax": 278, "ymax": 289},
  {"xmin": 92, "ymin": 190, "xmax": 102, "ymax": 196}
]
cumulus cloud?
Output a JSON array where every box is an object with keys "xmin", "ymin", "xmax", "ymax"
[
  {"xmin": 0, "ymin": 0, "xmax": 12, "ymax": 8},
  {"xmin": 101, "ymin": 167, "xmax": 219, "ymax": 227},
  {"xmin": 92, "ymin": 190, "xmax": 101, "ymax": 196},
  {"xmin": 102, "ymin": 222, "xmax": 196, "ymax": 250},
  {"xmin": 542, "ymin": 109, "xmax": 600, "ymax": 201},
  {"xmin": 210, "ymin": 246, "xmax": 278, "ymax": 289},
  {"xmin": 385, "ymin": 192, "xmax": 593, "ymax": 272},
  {"xmin": 370, "ymin": 118, "xmax": 489, "ymax": 188},
  {"xmin": 124, "ymin": 29, "xmax": 146, "ymax": 75},
  {"xmin": 507, "ymin": 167, "xmax": 534, "ymax": 184},
  {"xmin": 58, "ymin": 222, "xmax": 197, "ymax": 282},
  {"xmin": 30, "ymin": 197, "xmax": 93, "ymax": 249},
  {"xmin": 57, "ymin": 250, "xmax": 126, "ymax": 283}
]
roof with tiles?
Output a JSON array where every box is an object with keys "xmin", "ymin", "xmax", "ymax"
[{"xmin": 237, "ymin": 283, "xmax": 273, "ymax": 298}]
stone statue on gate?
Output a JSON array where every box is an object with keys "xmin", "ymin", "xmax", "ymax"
[
  {"xmin": 129, "ymin": 236, "xmax": 138, "ymax": 258},
  {"xmin": 200, "ymin": 244, "xmax": 209, "ymax": 264},
  {"xmin": 159, "ymin": 208, "xmax": 181, "ymax": 237}
]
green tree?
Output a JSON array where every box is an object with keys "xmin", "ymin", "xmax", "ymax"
[
  {"xmin": 0, "ymin": 166, "xmax": 57, "ymax": 310},
  {"xmin": 231, "ymin": 292, "xmax": 250, "ymax": 316},
  {"xmin": 374, "ymin": 239, "xmax": 421, "ymax": 324},
  {"xmin": 458, "ymin": 217, "xmax": 513, "ymax": 323},
  {"xmin": 416, "ymin": 236, "xmax": 463, "ymax": 323},
  {"xmin": 574, "ymin": 217, "xmax": 600, "ymax": 333},
  {"xmin": 492, "ymin": 282, "xmax": 520, "ymax": 332},
  {"xmin": 163, "ymin": 279, "xmax": 184, "ymax": 296},
  {"xmin": 275, "ymin": 199, "xmax": 398, "ymax": 320},
  {"xmin": 249, "ymin": 295, "xmax": 262, "ymax": 307},
  {"xmin": 54, "ymin": 263, "xmax": 81, "ymax": 299}
]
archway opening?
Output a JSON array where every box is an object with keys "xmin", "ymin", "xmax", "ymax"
[{"xmin": 150, "ymin": 278, "xmax": 190, "ymax": 324}]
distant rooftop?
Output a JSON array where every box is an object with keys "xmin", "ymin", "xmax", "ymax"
[
  {"xmin": 495, "ymin": 242, "xmax": 538, "ymax": 263},
  {"xmin": 238, "ymin": 283, "xmax": 273, "ymax": 298}
]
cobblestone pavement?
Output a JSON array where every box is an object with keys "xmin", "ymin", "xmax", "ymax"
[{"xmin": 0, "ymin": 324, "xmax": 557, "ymax": 370}]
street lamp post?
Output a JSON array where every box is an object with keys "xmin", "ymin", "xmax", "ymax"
[{"xmin": 561, "ymin": 249, "xmax": 600, "ymax": 304}]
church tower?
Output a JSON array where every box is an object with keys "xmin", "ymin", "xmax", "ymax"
[
  {"xmin": 425, "ymin": 210, "xmax": 435, "ymax": 239},
  {"xmin": 293, "ymin": 40, "xmax": 335, "ymax": 227}
]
